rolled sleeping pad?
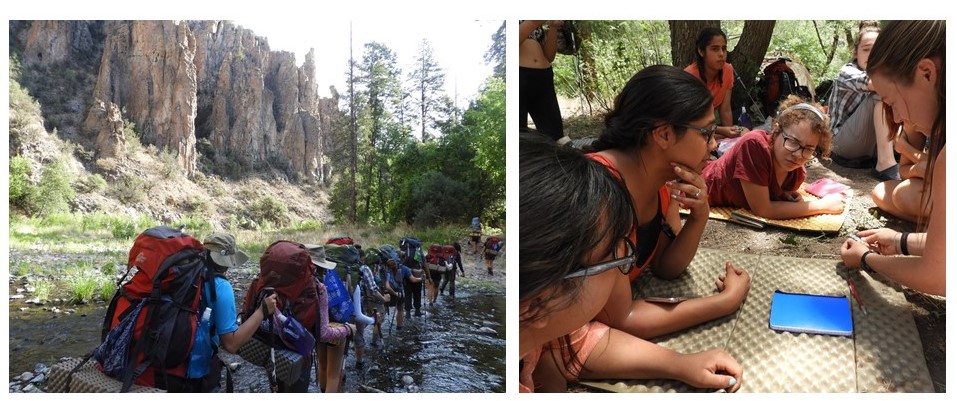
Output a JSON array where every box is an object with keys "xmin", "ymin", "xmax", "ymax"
[{"xmin": 353, "ymin": 284, "xmax": 375, "ymax": 325}]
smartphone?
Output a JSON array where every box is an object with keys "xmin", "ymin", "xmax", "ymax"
[
  {"xmin": 849, "ymin": 234, "xmax": 865, "ymax": 243},
  {"xmin": 645, "ymin": 296, "xmax": 698, "ymax": 304}
]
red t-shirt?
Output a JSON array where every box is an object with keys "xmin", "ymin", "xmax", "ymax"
[{"xmin": 703, "ymin": 130, "xmax": 805, "ymax": 208}]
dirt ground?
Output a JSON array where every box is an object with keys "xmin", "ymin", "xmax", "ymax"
[{"xmin": 561, "ymin": 113, "xmax": 945, "ymax": 393}]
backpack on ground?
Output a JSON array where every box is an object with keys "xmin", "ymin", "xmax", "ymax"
[
  {"xmin": 325, "ymin": 236, "xmax": 354, "ymax": 246},
  {"xmin": 93, "ymin": 226, "xmax": 212, "ymax": 392},
  {"xmin": 758, "ymin": 58, "xmax": 813, "ymax": 117},
  {"xmin": 484, "ymin": 236, "xmax": 502, "ymax": 256},
  {"xmin": 242, "ymin": 241, "xmax": 321, "ymax": 343}
]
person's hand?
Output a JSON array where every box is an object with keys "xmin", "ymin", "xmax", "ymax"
[
  {"xmin": 714, "ymin": 261, "xmax": 750, "ymax": 312},
  {"xmin": 346, "ymin": 323, "xmax": 357, "ymax": 336},
  {"xmin": 812, "ymin": 193, "xmax": 846, "ymax": 214},
  {"xmin": 667, "ymin": 162, "xmax": 709, "ymax": 218},
  {"xmin": 261, "ymin": 293, "xmax": 278, "ymax": 316},
  {"xmin": 675, "ymin": 348, "xmax": 743, "ymax": 392},
  {"xmin": 728, "ymin": 126, "xmax": 745, "ymax": 137},
  {"xmin": 382, "ymin": 293, "xmax": 391, "ymax": 303},
  {"xmin": 840, "ymin": 238, "xmax": 873, "ymax": 269},
  {"xmin": 857, "ymin": 228, "xmax": 901, "ymax": 255}
]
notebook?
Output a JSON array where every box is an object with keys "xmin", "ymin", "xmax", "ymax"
[
  {"xmin": 803, "ymin": 178, "xmax": 850, "ymax": 198},
  {"xmin": 768, "ymin": 290, "xmax": 853, "ymax": 337}
]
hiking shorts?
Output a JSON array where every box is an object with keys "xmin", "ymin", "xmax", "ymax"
[
  {"xmin": 469, "ymin": 232, "xmax": 481, "ymax": 243},
  {"xmin": 832, "ymin": 93, "xmax": 881, "ymax": 159},
  {"xmin": 484, "ymin": 250, "xmax": 498, "ymax": 261},
  {"xmin": 544, "ymin": 321, "xmax": 610, "ymax": 382}
]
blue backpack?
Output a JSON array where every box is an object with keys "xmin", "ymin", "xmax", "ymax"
[
  {"xmin": 324, "ymin": 270, "xmax": 354, "ymax": 323},
  {"xmin": 399, "ymin": 237, "xmax": 424, "ymax": 267},
  {"xmin": 470, "ymin": 217, "xmax": 481, "ymax": 232}
]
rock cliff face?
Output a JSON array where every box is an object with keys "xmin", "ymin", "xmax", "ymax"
[{"xmin": 17, "ymin": 20, "xmax": 338, "ymax": 179}]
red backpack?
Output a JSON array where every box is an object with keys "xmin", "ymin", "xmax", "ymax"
[
  {"xmin": 426, "ymin": 243, "xmax": 444, "ymax": 265},
  {"xmin": 96, "ymin": 226, "xmax": 210, "ymax": 391},
  {"xmin": 485, "ymin": 236, "xmax": 502, "ymax": 255},
  {"xmin": 243, "ymin": 241, "xmax": 321, "ymax": 335},
  {"xmin": 442, "ymin": 245, "xmax": 457, "ymax": 262},
  {"xmin": 325, "ymin": 236, "xmax": 354, "ymax": 246},
  {"xmin": 759, "ymin": 58, "xmax": 813, "ymax": 117}
]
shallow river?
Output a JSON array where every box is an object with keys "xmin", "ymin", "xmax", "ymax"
[{"xmin": 9, "ymin": 286, "xmax": 506, "ymax": 393}]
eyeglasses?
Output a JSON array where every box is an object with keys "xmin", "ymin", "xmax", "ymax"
[
  {"xmin": 678, "ymin": 123, "xmax": 716, "ymax": 144},
  {"xmin": 564, "ymin": 237, "xmax": 637, "ymax": 279},
  {"xmin": 781, "ymin": 132, "xmax": 819, "ymax": 159}
]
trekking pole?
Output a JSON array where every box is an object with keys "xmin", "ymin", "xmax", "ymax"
[
  {"xmin": 261, "ymin": 288, "xmax": 279, "ymax": 393},
  {"xmin": 735, "ymin": 70, "xmax": 766, "ymax": 122}
]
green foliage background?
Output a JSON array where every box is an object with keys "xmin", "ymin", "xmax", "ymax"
[{"xmin": 552, "ymin": 20, "xmax": 860, "ymax": 114}]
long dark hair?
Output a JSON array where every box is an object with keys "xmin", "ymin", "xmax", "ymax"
[
  {"xmin": 519, "ymin": 130, "xmax": 636, "ymax": 381},
  {"xmin": 867, "ymin": 20, "xmax": 945, "ymax": 230},
  {"xmin": 693, "ymin": 27, "xmax": 727, "ymax": 83},
  {"xmin": 593, "ymin": 65, "xmax": 713, "ymax": 152}
]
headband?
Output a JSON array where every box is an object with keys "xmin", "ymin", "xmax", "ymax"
[{"xmin": 782, "ymin": 103, "xmax": 825, "ymax": 121}]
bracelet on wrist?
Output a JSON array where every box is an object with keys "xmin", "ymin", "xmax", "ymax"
[
  {"xmin": 860, "ymin": 250, "xmax": 877, "ymax": 273},
  {"xmin": 900, "ymin": 232, "xmax": 910, "ymax": 256}
]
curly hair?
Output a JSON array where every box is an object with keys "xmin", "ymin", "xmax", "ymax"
[{"xmin": 769, "ymin": 95, "xmax": 833, "ymax": 159}]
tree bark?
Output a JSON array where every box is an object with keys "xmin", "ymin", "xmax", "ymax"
[
  {"xmin": 669, "ymin": 20, "xmax": 720, "ymax": 68},
  {"xmin": 729, "ymin": 20, "xmax": 775, "ymax": 121}
]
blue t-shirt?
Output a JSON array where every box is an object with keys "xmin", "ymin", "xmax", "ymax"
[
  {"xmin": 201, "ymin": 275, "xmax": 239, "ymax": 349},
  {"xmin": 385, "ymin": 265, "xmax": 414, "ymax": 292}
]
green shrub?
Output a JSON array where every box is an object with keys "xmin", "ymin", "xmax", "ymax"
[
  {"xmin": 66, "ymin": 272, "xmax": 99, "ymax": 303},
  {"xmin": 160, "ymin": 150, "xmax": 181, "ymax": 178},
  {"xmin": 36, "ymin": 158, "xmax": 76, "ymax": 216},
  {"xmin": 76, "ymin": 173, "xmax": 107, "ymax": 194},
  {"xmin": 248, "ymin": 195, "xmax": 289, "ymax": 227},
  {"xmin": 174, "ymin": 215, "xmax": 212, "ymax": 232},
  {"xmin": 123, "ymin": 118, "xmax": 143, "ymax": 155},
  {"xmin": 109, "ymin": 175, "xmax": 148, "ymax": 205},
  {"xmin": 31, "ymin": 278, "xmax": 52, "ymax": 302},
  {"xmin": 101, "ymin": 261, "xmax": 117, "ymax": 277},
  {"xmin": 9, "ymin": 155, "xmax": 38, "ymax": 214},
  {"xmin": 99, "ymin": 279, "xmax": 117, "ymax": 302},
  {"xmin": 111, "ymin": 220, "xmax": 138, "ymax": 240}
]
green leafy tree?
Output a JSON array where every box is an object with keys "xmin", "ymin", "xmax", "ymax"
[
  {"xmin": 409, "ymin": 39, "xmax": 448, "ymax": 142},
  {"xmin": 36, "ymin": 158, "xmax": 76, "ymax": 216},
  {"xmin": 485, "ymin": 21, "xmax": 506, "ymax": 80},
  {"xmin": 9, "ymin": 156, "xmax": 38, "ymax": 215}
]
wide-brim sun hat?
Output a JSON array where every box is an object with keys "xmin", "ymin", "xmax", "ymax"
[
  {"xmin": 305, "ymin": 244, "xmax": 337, "ymax": 270},
  {"xmin": 203, "ymin": 233, "xmax": 250, "ymax": 269}
]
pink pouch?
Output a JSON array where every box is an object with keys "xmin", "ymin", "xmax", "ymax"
[{"xmin": 804, "ymin": 178, "xmax": 850, "ymax": 198}]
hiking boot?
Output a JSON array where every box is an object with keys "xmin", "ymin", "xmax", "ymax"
[
  {"xmin": 487, "ymin": 268, "xmax": 493, "ymax": 276},
  {"xmin": 415, "ymin": 309, "xmax": 422, "ymax": 317},
  {"xmin": 355, "ymin": 360, "xmax": 365, "ymax": 370}
]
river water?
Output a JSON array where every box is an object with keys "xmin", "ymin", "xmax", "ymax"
[{"xmin": 9, "ymin": 283, "xmax": 506, "ymax": 393}]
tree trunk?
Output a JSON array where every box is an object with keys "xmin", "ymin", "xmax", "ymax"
[
  {"xmin": 670, "ymin": 20, "xmax": 775, "ymax": 123},
  {"xmin": 728, "ymin": 20, "xmax": 775, "ymax": 121},
  {"xmin": 669, "ymin": 20, "xmax": 720, "ymax": 68}
]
